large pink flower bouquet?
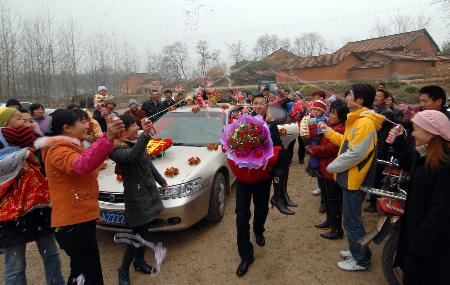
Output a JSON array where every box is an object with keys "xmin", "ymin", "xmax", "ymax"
[{"xmin": 220, "ymin": 115, "xmax": 274, "ymax": 169}]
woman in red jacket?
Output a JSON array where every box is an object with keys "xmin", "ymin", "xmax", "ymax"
[{"xmin": 307, "ymin": 100, "xmax": 349, "ymax": 240}]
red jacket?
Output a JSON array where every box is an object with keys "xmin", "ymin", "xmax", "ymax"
[{"xmin": 307, "ymin": 123, "xmax": 345, "ymax": 180}]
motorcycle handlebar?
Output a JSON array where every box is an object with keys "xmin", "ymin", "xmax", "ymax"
[
  {"xmin": 361, "ymin": 186, "xmax": 407, "ymax": 201},
  {"xmin": 376, "ymin": 159, "xmax": 399, "ymax": 168}
]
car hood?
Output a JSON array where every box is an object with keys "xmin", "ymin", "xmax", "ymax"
[
  {"xmin": 151, "ymin": 145, "xmax": 222, "ymax": 184},
  {"xmin": 98, "ymin": 145, "xmax": 224, "ymax": 193}
]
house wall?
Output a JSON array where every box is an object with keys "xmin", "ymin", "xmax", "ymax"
[
  {"xmin": 277, "ymin": 54, "xmax": 360, "ymax": 82},
  {"xmin": 407, "ymin": 34, "xmax": 438, "ymax": 55},
  {"xmin": 121, "ymin": 74, "xmax": 145, "ymax": 94},
  {"xmin": 424, "ymin": 60, "xmax": 450, "ymax": 78},
  {"xmin": 348, "ymin": 65, "xmax": 392, "ymax": 81},
  {"xmin": 390, "ymin": 61, "xmax": 433, "ymax": 79}
]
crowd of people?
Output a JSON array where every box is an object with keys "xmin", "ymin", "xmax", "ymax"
[{"xmin": 0, "ymin": 81, "xmax": 449, "ymax": 284}]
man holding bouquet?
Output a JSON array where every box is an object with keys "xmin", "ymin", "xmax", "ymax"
[{"xmin": 233, "ymin": 94, "xmax": 289, "ymax": 277}]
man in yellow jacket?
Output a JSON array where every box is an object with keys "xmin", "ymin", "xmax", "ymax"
[{"xmin": 320, "ymin": 84, "xmax": 384, "ymax": 272}]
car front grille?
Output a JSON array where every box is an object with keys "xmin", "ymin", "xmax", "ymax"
[{"xmin": 99, "ymin": 192, "xmax": 124, "ymax": 203}]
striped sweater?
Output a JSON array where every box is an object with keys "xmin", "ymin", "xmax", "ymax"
[{"xmin": 0, "ymin": 126, "xmax": 36, "ymax": 149}]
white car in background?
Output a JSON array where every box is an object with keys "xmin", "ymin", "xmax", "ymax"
[
  {"xmin": 0, "ymin": 102, "xmax": 55, "ymax": 115},
  {"xmin": 96, "ymin": 104, "xmax": 299, "ymax": 232}
]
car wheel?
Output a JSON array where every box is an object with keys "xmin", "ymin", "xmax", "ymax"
[{"xmin": 206, "ymin": 171, "xmax": 227, "ymax": 222}]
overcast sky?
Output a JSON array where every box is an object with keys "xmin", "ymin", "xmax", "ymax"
[{"xmin": 12, "ymin": 0, "xmax": 450, "ymax": 71}]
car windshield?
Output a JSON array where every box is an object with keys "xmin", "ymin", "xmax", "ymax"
[{"xmin": 154, "ymin": 111, "xmax": 226, "ymax": 146}]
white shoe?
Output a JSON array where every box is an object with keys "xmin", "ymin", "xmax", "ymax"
[
  {"xmin": 311, "ymin": 188, "xmax": 321, "ymax": 196},
  {"xmin": 340, "ymin": 250, "xmax": 352, "ymax": 259},
  {"xmin": 337, "ymin": 257, "xmax": 368, "ymax": 271}
]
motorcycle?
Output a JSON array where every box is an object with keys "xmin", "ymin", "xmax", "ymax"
[{"xmin": 359, "ymin": 158, "xmax": 409, "ymax": 285}]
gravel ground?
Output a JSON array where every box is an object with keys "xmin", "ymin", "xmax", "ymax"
[{"xmin": 2, "ymin": 156, "xmax": 389, "ymax": 285}]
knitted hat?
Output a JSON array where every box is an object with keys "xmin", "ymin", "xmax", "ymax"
[
  {"xmin": 311, "ymin": 100, "xmax": 327, "ymax": 113},
  {"xmin": 98, "ymin": 86, "xmax": 107, "ymax": 92},
  {"xmin": 0, "ymin": 107, "xmax": 17, "ymax": 127},
  {"xmin": 128, "ymin": 99, "xmax": 139, "ymax": 107},
  {"xmin": 411, "ymin": 110, "xmax": 450, "ymax": 141},
  {"xmin": 294, "ymin": 91, "xmax": 304, "ymax": 99},
  {"xmin": 326, "ymin": 95, "xmax": 337, "ymax": 103}
]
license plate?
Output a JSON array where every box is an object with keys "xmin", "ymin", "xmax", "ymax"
[{"xmin": 100, "ymin": 211, "xmax": 126, "ymax": 225}]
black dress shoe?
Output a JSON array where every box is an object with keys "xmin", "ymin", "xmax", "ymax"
[
  {"xmin": 320, "ymin": 229, "xmax": 344, "ymax": 240},
  {"xmin": 134, "ymin": 259, "xmax": 157, "ymax": 274},
  {"xmin": 236, "ymin": 257, "xmax": 254, "ymax": 277},
  {"xmin": 255, "ymin": 234, "xmax": 265, "ymax": 247},
  {"xmin": 314, "ymin": 221, "xmax": 332, "ymax": 229}
]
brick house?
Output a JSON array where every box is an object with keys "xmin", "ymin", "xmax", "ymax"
[
  {"xmin": 277, "ymin": 29, "xmax": 450, "ymax": 83},
  {"xmin": 120, "ymin": 73, "xmax": 161, "ymax": 95}
]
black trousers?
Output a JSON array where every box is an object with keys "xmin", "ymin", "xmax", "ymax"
[
  {"xmin": 324, "ymin": 179, "xmax": 343, "ymax": 229},
  {"xmin": 317, "ymin": 177, "xmax": 327, "ymax": 208},
  {"xmin": 369, "ymin": 152, "xmax": 390, "ymax": 206},
  {"xmin": 54, "ymin": 220, "xmax": 104, "ymax": 285},
  {"xmin": 235, "ymin": 179, "xmax": 272, "ymax": 261},
  {"xmin": 287, "ymin": 136, "xmax": 306, "ymax": 164}
]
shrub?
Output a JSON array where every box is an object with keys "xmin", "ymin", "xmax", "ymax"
[{"xmin": 404, "ymin": 85, "xmax": 419, "ymax": 94}]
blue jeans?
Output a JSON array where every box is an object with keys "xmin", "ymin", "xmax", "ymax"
[
  {"xmin": 4, "ymin": 234, "xmax": 65, "ymax": 285},
  {"xmin": 342, "ymin": 189, "xmax": 372, "ymax": 267}
]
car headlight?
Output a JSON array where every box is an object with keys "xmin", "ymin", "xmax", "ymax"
[{"xmin": 159, "ymin": 178, "xmax": 205, "ymax": 200}]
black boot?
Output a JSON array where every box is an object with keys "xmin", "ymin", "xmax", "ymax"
[
  {"xmin": 133, "ymin": 247, "xmax": 157, "ymax": 274},
  {"xmin": 283, "ymin": 168, "xmax": 297, "ymax": 208},
  {"xmin": 270, "ymin": 176, "xmax": 295, "ymax": 215},
  {"xmin": 118, "ymin": 245, "xmax": 136, "ymax": 285},
  {"xmin": 314, "ymin": 220, "xmax": 332, "ymax": 229},
  {"xmin": 320, "ymin": 227, "xmax": 344, "ymax": 240}
]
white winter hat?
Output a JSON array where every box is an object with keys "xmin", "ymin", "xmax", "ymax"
[{"xmin": 98, "ymin": 86, "xmax": 107, "ymax": 92}]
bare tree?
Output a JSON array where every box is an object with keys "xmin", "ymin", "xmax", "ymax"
[
  {"xmin": 442, "ymin": 40, "xmax": 450, "ymax": 54},
  {"xmin": 196, "ymin": 40, "xmax": 212, "ymax": 76},
  {"xmin": 0, "ymin": 0, "xmax": 18, "ymax": 97},
  {"xmin": 293, "ymin": 33, "xmax": 328, "ymax": 57},
  {"xmin": 280, "ymin": 38, "xmax": 291, "ymax": 52},
  {"xmin": 228, "ymin": 41, "xmax": 246, "ymax": 64},
  {"xmin": 162, "ymin": 41, "xmax": 189, "ymax": 80},
  {"xmin": 370, "ymin": 18, "xmax": 391, "ymax": 37},
  {"xmin": 370, "ymin": 13, "xmax": 432, "ymax": 37},
  {"xmin": 253, "ymin": 34, "xmax": 273, "ymax": 59},
  {"xmin": 58, "ymin": 18, "xmax": 81, "ymax": 99}
]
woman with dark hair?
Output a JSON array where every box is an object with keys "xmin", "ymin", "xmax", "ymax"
[
  {"xmin": 307, "ymin": 100, "xmax": 349, "ymax": 239},
  {"xmin": 385, "ymin": 93, "xmax": 404, "ymax": 123},
  {"xmin": 391, "ymin": 110, "xmax": 450, "ymax": 284},
  {"xmin": 30, "ymin": 103, "xmax": 52, "ymax": 135},
  {"xmin": 34, "ymin": 109, "xmax": 124, "ymax": 284},
  {"xmin": 110, "ymin": 115, "xmax": 167, "ymax": 285}
]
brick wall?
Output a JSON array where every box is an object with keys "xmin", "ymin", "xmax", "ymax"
[
  {"xmin": 390, "ymin": 61, "xmax": 433, "ymax": 79},
  {"xmin": 407, "ymin": 35, "xmax": 438, "ymax": 55},
  {"xmin": 424, "ymin": 60, "xmax": 450, "ymax": 78},
  {"xmin": 277, "ymin": 54, "xmax": 360, "ymax": 82},
  {"xmin": 348, "ymin": 65, "xmax": 392, "ymax": 80},
  {"xmin": 121, "ymin": 74, "xmax": 145, "ymax": 95}
]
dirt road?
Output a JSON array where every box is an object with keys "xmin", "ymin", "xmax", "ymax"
[{"xmin": 5, "ymin": 160, "xmax": 388, "ymax": 285}]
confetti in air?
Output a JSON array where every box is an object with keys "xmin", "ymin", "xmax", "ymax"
[{"xmin": 114, "ymin": 233, "xmax": 167, "ymax": 272}]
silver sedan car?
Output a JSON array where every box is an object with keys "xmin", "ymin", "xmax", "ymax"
[{"xmin": 96, "ymin": 105, "xmax": 299, "ymax": 232}]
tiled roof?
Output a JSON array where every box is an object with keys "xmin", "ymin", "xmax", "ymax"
[
  {"xmin": 265, "ymin": 48, "xmax": 299, "ymax": 60},
  {"xmin": 375, "ymin": 50, "xmax": 438, "ymax": 61},
  {"xmin": 335, "ymin": 29, "xmax": 439, "ymax": 54},
  {"xmin": 286, "ymin": 52, "xmax": 355, "ymax": 69}
]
